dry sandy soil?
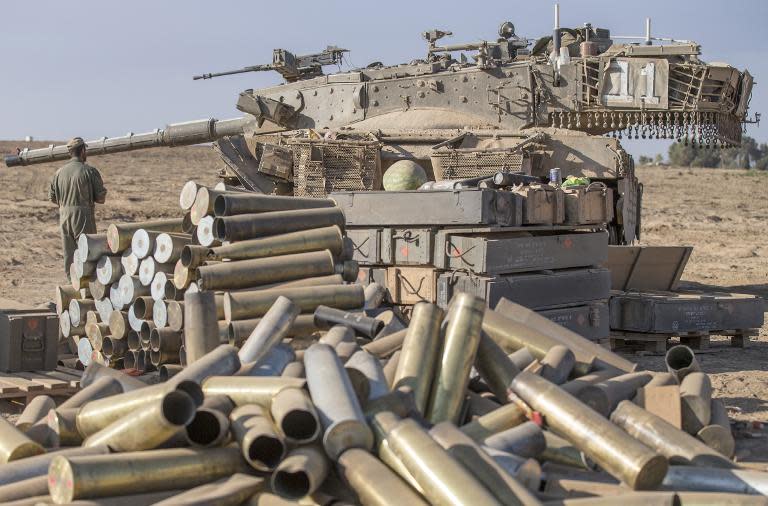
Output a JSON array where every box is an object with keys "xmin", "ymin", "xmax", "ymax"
[{"xmin": 0, "ymin": 141, "xmax": 766, "ymax": 462}]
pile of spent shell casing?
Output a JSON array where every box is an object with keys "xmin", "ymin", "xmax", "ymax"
[
  {"xmin": 57, "ymin": 180, "xmax": 362, "ymax": 375},
  {"xmin": 2, "ymin": 282, "xmax": 764, "ymax": 505}
]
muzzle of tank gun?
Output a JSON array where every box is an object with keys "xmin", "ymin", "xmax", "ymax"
[{"xmin": 4, "ymin": 117, "xmax": 248, "ymax": 167}]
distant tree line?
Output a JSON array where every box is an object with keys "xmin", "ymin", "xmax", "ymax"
[{"xmin": 637, "ymin": 136, "xmax": 768, "ymax": 169}]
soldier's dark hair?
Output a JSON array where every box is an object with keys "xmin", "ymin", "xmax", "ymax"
[{"xmin": 71, "ymin": 144, "xmax": 86, "ymax": 159}]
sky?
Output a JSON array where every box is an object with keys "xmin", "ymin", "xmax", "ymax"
[{"xmin": 1, "ymin": 0, "xmax": 765, "ymax": 159}]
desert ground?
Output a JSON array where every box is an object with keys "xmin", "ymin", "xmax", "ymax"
[{"xmin": 0, "ymin": 140, "xmax": 766, "ymax": 462}]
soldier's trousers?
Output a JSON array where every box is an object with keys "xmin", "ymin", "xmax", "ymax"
[{"xmin": 59, "ymin": 206, "xmax": 97, "ymax": 278}]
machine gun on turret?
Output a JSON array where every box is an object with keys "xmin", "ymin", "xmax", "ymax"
[{"xmin": 193, "ymin": 46, "xmax": 348, "ymax": 83}]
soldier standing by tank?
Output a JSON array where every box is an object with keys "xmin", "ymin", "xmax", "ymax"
[{"xmin": 49, "ymin": 137, "xmax": 107, "ymax": 278}]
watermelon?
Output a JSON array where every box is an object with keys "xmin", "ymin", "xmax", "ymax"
[{"xmin": 383, "ymin": 160, "xmax": 428, "ymax": 191}]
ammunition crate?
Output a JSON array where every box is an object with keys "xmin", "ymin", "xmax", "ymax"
[
  {"xmin": 331, "ymin": 189, "xmax": 523, "ymax": 227},
  {"xmin": 385, "ymin": 267, "xmax": 439, "ymax": 305},
  {"xmin": 0, "ymin": 300, "xmax": 59, "ymax": 373},
  {"xmin": 436, "ymin": 267, "xmax": 611, "ymax": 310},
  {"xmin": 513, "ymin": 185, "xmax": 565, "ymax": 225},
  {"xmin": 563, "ymin": 183, "xmax": 614, "ymax": 225},
  {"xmin": 609, "ymin": 291, "xmax": 765, "ymax": 334},
  {"xmin": 347, "ymin": 227, "xmax": 436, "ymax": 266},
  {"xmin": 436, "ymin": 231, "xmax": 608, "ymax": 275},
  {"xmin": 538, "ymin": 301, "xmax": 610, "ymax": 341}
]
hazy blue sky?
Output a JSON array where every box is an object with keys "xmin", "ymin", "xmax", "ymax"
[{"xmin": 1, "ymin": 0, "xmax": 764, "ymax": 159}]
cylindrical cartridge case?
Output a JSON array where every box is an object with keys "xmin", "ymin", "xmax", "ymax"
[
  {"xmin": 427, "ymin": 293, "xmax": 485, "ymax": 424},
  {"xmin": 510, "ymin": 371, "xmax": 668, "ymax": 490},
  {"xmin": 184, "ymin": 291, "xmax": 220, "ymax": 364},
  {"xmin": 202, "ymin": 376, "xmax": 305, "ymax": 406},
  {"xmin": 484, "ymin": 421, "xmax": 547, "ymax": 459},
  {"xmin": 213, "ymin": 207, "xmax": 345, "ymax": 242},
  {"xmin": 430, "ymin": 421, "xmax": 542, "ymax": 506},
  {"xmin": 0, "ymin": 418, "xmax": 44, "ymax": 463},
  {"xmin": 539, "ymin": 345, "xmax": 576, "ymax": 385},
  {"xmin": 610, "ymin": 400, "xmax": 733, "ymax": 468},
  {"xmin": 47, "ymin": 447, "xmax": 249, "ymax": 503},
  {"xmin": 336, "ymin": 448, "xmax": 428, "ymax": 506},
  {"xmin": 168, "ymin": 344, "xmax": 241, "ymax": 386},
  {"xmin": 680, "ymin": 371, "xmax": 713, "ymax": 434},
  {"xmin": 577, "ymin": 372, "xmax": 654, "ymax": 416},
  {"xmin": 665, "ymin": 345, "xmax": 701, "ymax": 382},
  {"xmin": 313, "ymin": 305, "xmax": 384, "ymax": 337},
  {"xmin": 238, "ymin": 296, "xmax": 300, "ymax": 364},
  {"xmin": 84, "ymin": 390, "xmax": 196, "ymax": 452},
  {"xmin": 474, "ymin": 331, "xmax": 520, "ymax": 403},
  {"xmin": 15, "ymin": 396, "xmax": 56, "ymax": 431},
  {"xmin": 153, "ymin": 473, "xmax": 265, "ymax": 506},
  {"xmin": 697, "ymin": 399, "xmax": 735, "ymax": 458},
  {"xmin": 223, "ymin": 284, "xmax": 365, "ymax": 321},
  {"xmin": 214, "ymin": 193, "xmax": 335, "ymax": 216},
  {"xmin": 198, "ymin": 250, "xmax": 335, "ymax": 291},
  {"xmin": 271, "ymin": 446, "xmax": 330, "ymax": 500},
  {"xmin": 269, "ymin": 387, "xmax": 321, "ymax": 444},
  {"xmin": 229, "ymin": 405, "xmax": 286, "ymax": 471},
  {"xmin": 304, "ymin": 343, "xmax": 373, "ymax": 459},
  {"xmin": 379, "ymin": 413, "xmax": 500, "ymax": 505}
]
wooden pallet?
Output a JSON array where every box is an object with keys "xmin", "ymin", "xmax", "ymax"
[
  {"xmin": 0, "ymin": 366, "xmax": 82, "ymax": 404},
  {"xmin": 601, "ymin": 329, "xmax": 759, "ymax": 354}
]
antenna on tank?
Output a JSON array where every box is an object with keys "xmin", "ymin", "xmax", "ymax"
[{"xmin": 645, "ymin": 18, "xmax": 652, "ymax": 45}]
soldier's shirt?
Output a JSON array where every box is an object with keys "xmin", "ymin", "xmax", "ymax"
[{"xmin": 49, "ymin": 159, "xmax": 107, "ymax": 208}]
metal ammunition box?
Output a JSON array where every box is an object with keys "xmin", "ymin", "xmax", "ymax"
[
  {"xmin": 258, "ymin": 143, "xmax": 294, "ymax": 181},
  {"xmin": 331, "ymin": 189, "xmax": 523, "ymax": 227},
  {"xmin": 563, "ymin": 184, "xmax": 614, "ymax": 225},
  {"xmin": 436, "ymin": 267, "xmax": 611, "ymax": 309},
  {"xmin": 0, "ymin": 299, "xmax": 59, "ymax": 372},
  {"xmin": 538, "ymin": 301, "xmax": 610, "ymax": 341},
  {"xmin": 386, "ymin": 267, "xmax": 439, "ymax": 305},
  {"xmin": 436, "ymin": 231, "xmax": 608, "ymax": 274},
  {"xmin": 609, "ymin": 291, "xmax": 765, "ymax": 334},
  {"xmin": 513, "ymin": 185, "xmax": 564, "ymax": 225},
  {"xmin": 347, "ymin": 227, "xmax": 436, "ymax": 266}
]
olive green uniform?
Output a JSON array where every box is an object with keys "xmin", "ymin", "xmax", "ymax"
[{"xmin": 49, "ymin": 158, "xmax": 107, "ymax": 277}]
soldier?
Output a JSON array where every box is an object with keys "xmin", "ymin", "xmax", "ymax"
[{"xmin": 49, "ymin": 137, "xmax": 107, "ymax": 278}]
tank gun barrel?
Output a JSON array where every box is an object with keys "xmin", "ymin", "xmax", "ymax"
[{"xmin": 4, "ymin": 117, "xmax": 248, "ymax": 168}]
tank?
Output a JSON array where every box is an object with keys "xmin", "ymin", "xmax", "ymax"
[{"xmin": 4, "ymin": 9, "xmax": 754, "ymax": 244}]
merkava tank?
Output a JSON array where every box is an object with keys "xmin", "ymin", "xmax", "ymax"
[{"xmin": 6, "ymin": 8, "xmax": 754, "ymax": 245}]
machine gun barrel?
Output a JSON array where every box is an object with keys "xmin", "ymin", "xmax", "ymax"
[
  {"xmin": 193, "ymin": 65, "xmax": 274, "ymax": 81},
  {"xmin": 4, "ymin": 117, "xmax": 248, "ymax": 167}
]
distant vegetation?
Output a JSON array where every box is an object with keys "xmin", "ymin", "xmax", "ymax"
[{"xmin": 638, "ymin": 136, "xmax": 768, "ymax": 169}]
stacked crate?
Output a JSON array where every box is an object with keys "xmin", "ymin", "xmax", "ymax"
[{"xmin": 334, "ymin": 186, "xmax": 613, "ymax": 340}]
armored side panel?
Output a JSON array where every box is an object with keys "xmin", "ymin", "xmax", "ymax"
[
  {"xmin": 609, "ymin": 292, "xmax": 765, "ymax": 334},
  {"xmin": 436, "ymin": 267, "xmax": 611, "ymax": 310},
  {"xmin": 331, "ymin": 190, "xmax": 523, "ymax": 227},
  {"xmin": 538, "ymin": 301, "xmax": 610, "ymax": 341},
  {"xmin": 0, "ymin": 299, "xmax": 59, "ymax": 372},
  {"xmin": 436, "ymin": 231, "xmax": 608, "ymax": 274}
]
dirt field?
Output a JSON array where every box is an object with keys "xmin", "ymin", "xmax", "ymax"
[{"xmin": 0, "ymin": 141, "xmax": 766, "ymax": 463}]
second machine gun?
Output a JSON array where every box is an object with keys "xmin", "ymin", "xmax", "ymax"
[{"xmin": 193, "ymin": 46, "xmax": 348, "ymax": 83}]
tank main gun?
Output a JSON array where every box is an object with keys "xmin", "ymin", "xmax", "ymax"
[
  {"xmin": 4, "ymin": 117, "xmax": 248, "ymax": 167},
  {"xmin": 193, "ymin": 46, "xmax": 348, "ymax": 83}
]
